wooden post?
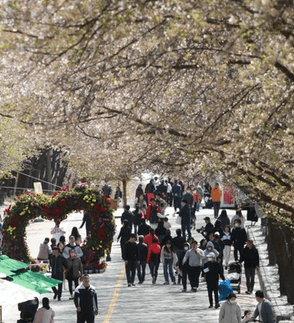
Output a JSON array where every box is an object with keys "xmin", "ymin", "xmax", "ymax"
[{"xmin": 122, "ymin": 179, "xmax": 127, "ymax": 206}]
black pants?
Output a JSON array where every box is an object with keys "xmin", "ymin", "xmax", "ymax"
[
  {"xmin": 181, "ymin": 266, "xmax": 188, "ymax": 290},
  {"xmin": 67, "ymin": 277, "xmax": 79, "ymax": 295},
  {"xmin": 149, "ymin": 260, "xmax": 160, "ymax": 279},
  {"xmin": 52, "ymin": 282, "xmax": 62, "ymax": 300},
  {"xmin": 188, "ymin": 266, "xmax": 201, "ymax": 288},
  {"xmin": 245, "ymin": 267, "xmax": 256, "ymax": 292},
  {"xmin": 77, "ymin": 312, "xmax": 95, "ymax": 323},
  {"xmin": 137, "ymin": 261, "xmax": 146, "ymax": 283},
  {"xmin": 213, "ymin": 201, "xmax": 221, "ymax": 218},
  {"xmin": 125, "ymin": 260, "xmax": 136, "ymax": 284},
  {"xmin": 207, "ymin": 285, "xmax": 219, "ymax": 306},
  {"xmin": 233, "ymin": 245, "xmax": 243, "ymax": 261}
]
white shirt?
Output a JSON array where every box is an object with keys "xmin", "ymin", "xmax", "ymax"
[
  {"xmin": 258, "ymin": 302, "xmax": 263, "ymax": 321},
  {"xmin": 33, "ymin": 307, "xmax": 55, "ymax": 323}
]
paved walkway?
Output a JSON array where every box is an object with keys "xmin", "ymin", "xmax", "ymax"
[{"xmin": 4, "ymin": 206, "xmax": 261, "ymax": 322}]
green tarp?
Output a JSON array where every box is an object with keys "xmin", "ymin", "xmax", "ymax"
[
  {"xmin": 8, "ymin": 270, "xmax": 62, "ymax": 294},
  {"xmin": 0, "ymin": 255, "xmax": 62, "ymax": 294},
  {"xmin": 0, "ymin": 255, "xmax": 28, "ymax": 276}
]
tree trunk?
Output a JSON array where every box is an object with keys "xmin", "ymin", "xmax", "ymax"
[{"xmin": 122, "ymin": 179, "xmax": 127, "ymax": 206}]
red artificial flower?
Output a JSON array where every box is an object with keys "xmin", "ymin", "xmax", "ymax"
[
  {"xmin": 61, "ymin": 184, "xmax": 70, "ymax": 191},
  {"xmin": 93, "ymin": 203, "xmax": 101, "ymax": 211},
  {"xmin": 59, "ymin": 199, "xmax": 66, "ymax": 207},
  {"xmin": 4, "ymin": 205, "xmax": 11, "ymax": 214},
  {"xmin": 103, "ymin": 195, "xmax": 111, "ymax": 205},
  {"xmin": 97, "ymin": 227, "xmax": 106, "ymax": 240},
  {"xmin": 100, "ymin": 206, "xmax": 106, "ymax": 213},
  {"xmin": 52, "ymin": 207, "xmax": 60, "ymax": 215},
  {"xmin": 43, "ymin": 205, "xmax": 49, "ymax": 213},
  {"xmin": 52, "ymin": 191, "xmax": 58, "ymax": 198}
]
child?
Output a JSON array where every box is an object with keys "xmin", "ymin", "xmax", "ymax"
[{"xmin": 241, "ymin": 310, "xmax": 252, "ymax": 323}]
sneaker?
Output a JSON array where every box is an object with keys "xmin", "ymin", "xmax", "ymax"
[
  {"xmin": 53, "ymin": 294, "xmax": 57, "ymax": 300},
  {"xmin": 132, "ymin": 283, "xmax": 136, "ymax": 286},
  {"xmin": 191, "ymin": 288, "xmax": 196, "ymax": 292},
  {"xmin": 173, "ymin": 281, "xmax": 177, "ymax": 285},
  {"xmin": 138, "ymin": 281, "xmax": 143, "ymax": 284},
  {"xmin": 58, "ymin": 298, "xmax": 61, "ymax": 301},
  {"xmin": 208, "ymin": 305, "xmax": 213, "ymax": 308},
  {"xmin": 245, "ymin": 290, "xmax": 250, "ymax": 295},
  {"xmin": 163, "ymin": 281, "xmax": 169, "ymax": 285},
  {"xmin": 215, "ymin": 303, "xmax": 220, "ymax": 309},
  {"xmin": 152, "ymin": 277, "xmax": 156, "ymax": 284},
  {"xmin": 225, "ymin": 266, "xmax": 228, "ymax": 270},
  {"xmin": 181, "ymin": 289, "xmax": 186, "ymax": 292},
  {"xmin": 128, "ymin": 283, "xmax": 131, "ymax": 287}
]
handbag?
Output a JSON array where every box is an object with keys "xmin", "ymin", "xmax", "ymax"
[{"xmin": 176, "ymin": 215, "xmax": 181, "ymax": 225}]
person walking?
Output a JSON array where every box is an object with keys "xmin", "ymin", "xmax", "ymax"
[
  {"xmin": 133, "ymin": 203, "xmax": 144, "ymax": 236},
  {"xmin": 231, "ymin": 209, "xmax": 246, "ymax": 229},
  {"xmin": 160, "ymin": 241, "xmax": 178, "ymax": 285},
  {"xmin": 123, "ymin": 233, "xmax": 139, "ymax": 287},
  {"xmin": 70, "ymin": 227, "xmax": 82, "ymax": 245},
  {"xmin": 240, "ymin": 239, "xmax": 260, "ymax": 294},
  {"xmin": 219, "ymin": 292, "xmax": 242, "ymax": 323},
  {"xmin": 65, "ymin": 249, "xmax": 83, "ymax": 300},
  {"xmin": 63, "ymin": 236, "xmax": 83, "ymax": 259},
  {"xmin": 172, "ymin": 180, "xmax": 182, "ymax": 213},
  {"xmin": 143, "ymin": 228, "xmax": 159, "ymax": 247},
  {"xmin": 177, "ymin": 242, "xmax": 190, "ymax": 292},
  {"xmin": 221, "ymin": 225, "xmax": 232, "ymax": 269},
  {"xmin": 50, "ymin": 247, "xmax": 66, "ymax": 301},
  {"xmin": 117, "ymin": 220, "xmax": 131, "ymax": 258},
  {"xmin": 146, "ymin": 238, "xmax": 161, "ymax": 284},
  {"xmin": 173, "ymin": 229, "xmax": 186, "ymax": 284},
  {"xmin": 203, "ymin": 252, "xmax": 225, "ymax": 308},
  {"xmin": 137, "ymin": 235, "xmax": 148, "ymax": 284},
  {"xmin": 211, "ymin": 183, "xmax": 222, "ymax": 218},
  {"xmin": 79, "ymin": 212, "xmax": 92, "ymax": 237},
  {"xmin": 146, "ymin": 198, "xmax": 160, "ymax": 229},
  {"xmin": 183, "ymin": 240, "xmax": 206, "ymax": 292},
  {"xmin": 231, "ymin": 219, "xmax": 247, "ymax": 261},
  {"xmin": 138, "ymin": 218, "xmax": 150, "ymax": 236},
  {"xmin": 179, "ymin": 199, "xmax": 191, "ymax": 240},
  {"xmin": 249, "ymin": 290, "xmax": 276, "ymax": 323},
  {"xmin": 218, "ymin": 210, "xmax": 230, "ymax": 231},
  {"xmin": 37, "ymin": 238, "xmax": 51, "ymax": 261},
  {"xmin": 155, "ymin": 193, "xmax": 168, "ymax": 214},
  {"xmin": 74, "ymin": 274, "xmax": 98, "ymax": 323},
  {"xmin": 120, "ymin": 205, "xmax": 134, "ymax": 230},
  {"xmin": 33, "ymin": 297, "xmax": 55, "ymax": 323}
]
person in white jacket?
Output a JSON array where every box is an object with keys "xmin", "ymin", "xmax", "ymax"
[
  {"xmin": 219, "ymin": 292, "xmax": 242, "ymax": 323},
  {"xmin": 33, "ymin": 297, "xmax": 55, "ymax": 323}
]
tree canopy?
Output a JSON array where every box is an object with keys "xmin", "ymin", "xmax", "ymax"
[{"xmin": 0, "ymin": 0, "xmax": 293, "ymax": 226}]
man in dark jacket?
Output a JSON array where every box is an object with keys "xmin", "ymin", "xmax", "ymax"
[
  {"xmin": 80, "ymin": 211, "xmax": 92, "ymax": 236},
  {"xmin": 117, "ymin": 220, "xmax": 131, "ymax": 258},
  {"xmin": 231, "ymin": 219, "xmax": 247, "ymax": 261},
  {"xmin": 250, "ymin": 290, "xmax": 276, "ymax": 323},
  {"xmin": 138, "ymin": 218, "xmax": 150, "ymax": 236},
  {"xmin": 123, "ymin": 234, "xmax": 139, "ymax": 286},
  {"xmin": 172, "ymin": 180, "xmax": 182, "ymax": 212},
  {"xmin": 121, "ymin": 205, "xmax": 134, "ymax": 230},
  {"xmin": 203, "ymin": 252, "xmax": 225, "ymax": 309},
  {"xmin": 240, "ymin": 239, "xmax": 260, "ymax": 294},
  {"xmin": 135, "ymin": 184, "xmax": 144, "ymax": 199},
  {"xmin": 132, "ymin": 203, "xmax": 143, "ymax": 236},
  {"xmin": 179, "ymin": 200, "xmax": 191, "ymax": 240},
  {"xmin": 137, "ymin": 235, "xmax": 148, "ymax": 284},
  {"xmin": 50, "ymin": 247, "xmax": 66, "ymax": 301},
  {"xmin": 74, "ymin": 274, "xmax": 98, "ymax": 323},
  {"xmin": 145, "ymin": 179, "xmax": 155, "ymax": 193}
]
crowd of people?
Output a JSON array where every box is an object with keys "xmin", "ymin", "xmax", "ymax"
[
  {"xmin": 33, "ymin": 223, "xmax": 99, "ymax": 323},
  {"xmin": 117, "ymin": 178, "xmax": 275, "ymax": 323}
]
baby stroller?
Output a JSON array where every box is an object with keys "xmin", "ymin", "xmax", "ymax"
[
  {"xmin": 227, "ymin": 262, "xmax": 241, "ymax": 294},
  {"xmin": 17, "ymin": 298, "xmax": 39, "ymax": 323}
]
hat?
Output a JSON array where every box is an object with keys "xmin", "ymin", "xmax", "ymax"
[
  {"xmin": 206, "ymin": 252, "xmax": 216, "ymax": 258},
  {"xmin": 157, "ymin": 213, "xmax": 166, "ymax": 219},
  {"xmin": 204, "ymin": 216, "xmax": 210, "ymax": 221},
  {"xmin": 214, "ymin": 231, "xmax": 220, "ymax": 236}
]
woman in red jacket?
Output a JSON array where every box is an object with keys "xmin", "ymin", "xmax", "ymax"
[{"xmin": 147, "ymin": 238, "xmax": 161, "ymax": 284}]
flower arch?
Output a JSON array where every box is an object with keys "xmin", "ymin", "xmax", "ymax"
[{"xmin": 2, "ymin": 185, "xmax": 115, "ymax": 268}]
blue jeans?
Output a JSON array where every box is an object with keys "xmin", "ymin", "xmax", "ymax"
[
  {"xmin": 149, "ymin": 261, "xmax": 159, "ymax": 279},
  {"xmin": 163, "ymin": 258, "xmax": 175, "ymax": 283},
  {"xmin": 173, "ymin": 196, "xmax": 181, "ymax": 211},
  {"xmin": 137, "ymin": 261, "xmax": 146, "ymax": 283},
  {"xmin": 182, "ymin": 224, "xmax": 191, "ymax": 240}
]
